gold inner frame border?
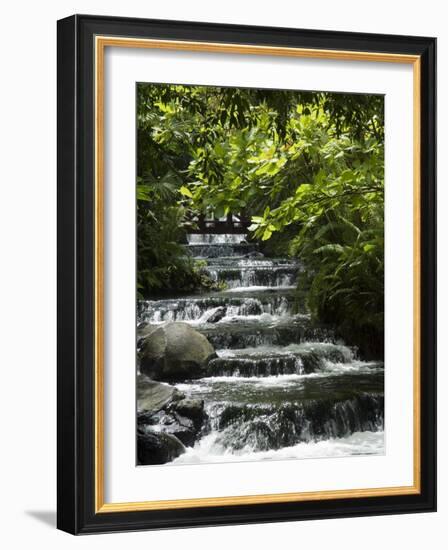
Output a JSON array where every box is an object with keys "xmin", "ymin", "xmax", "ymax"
[{"xmin": 94, "ymin": 36, "xmax": 421, "ymax": 513}]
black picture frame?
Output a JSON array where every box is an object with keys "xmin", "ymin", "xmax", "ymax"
[{"xmin": 57, "ymin": 14, "xmax": 436, "ymax": 534}]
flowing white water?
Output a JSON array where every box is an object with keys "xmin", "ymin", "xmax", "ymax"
[
  {"xmin": 172, "ymin": 431, "xmax": 384, "ymax": 464},
  {"xmin": 217, "ymin": 343, "xmax": 355, "ymax": 360}
]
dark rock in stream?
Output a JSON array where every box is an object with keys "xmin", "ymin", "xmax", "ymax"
[
  {"xmin": 137, "ymin": 384, "xmax": 207, "ymax": 448},
  {"xmin": 139, "ymin": 322, "xmax": 217, "ymax": 381},
  {"xmin": 201, "ymin": 306, "xmax": 226, "ymax": 324},
  {"xmin": 137, "ymin": 428, "xmax": 185, "ymax": 465},
  {"xmin": 243, "ymin": 251, "xmax": 264, "ymax": 259},
  {"xmin": 170, "ymin": 398, "xmax": 206, "ymax": 430},
  {"xmin": 138, "ymin": 410, "xmax": 198, "ymax": 447}
]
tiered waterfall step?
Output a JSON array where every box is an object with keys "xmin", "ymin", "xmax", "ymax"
[
  {"xmin": 138, "ymin": 287, "xmax": 304, "ymax": 324},
  {"xmin": 185, "ymin": 233, "xmax": 302, "ymax": 289},
  {"xmin": 177, "ymin": 370, "xmax": 384, "ymax": 452},
  {"xmin": 206, "ymin": 342, "xmax": 365, "ymax": 377},
  {"xmin": 204, "ymin": 258, "xmax": 301, "ymax": 289},
  {"xmin": 196, "ymin": 315, "xmax": 336, "ymax": 349}
]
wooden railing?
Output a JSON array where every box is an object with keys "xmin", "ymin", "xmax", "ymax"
[{"xmin": 188, "ymin": 213, "xmax": 251, "ymax": 234}]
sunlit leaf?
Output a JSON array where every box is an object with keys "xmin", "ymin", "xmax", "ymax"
[{"xmin": 179, "ymin": 186, "xmax": 194, "ymax": 198}]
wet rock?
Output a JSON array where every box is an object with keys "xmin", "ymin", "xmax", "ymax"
[
  {"xmin": 137, "ymin": 323, "xmax": 158, "ymax": 347},
  {"xmin": 137, "ymin": 375, "xmax": 184, "ymax": 413},
  {"xmin": 243, "ymin": 251, "xmax": 264, "ymax": 258},
  {"xmin": 137, "ymin": 428, "xmax": 185, "ymax": 465},
  {"xmin": 201, "ymin": 306, "xmax": 226, "ymax": 324},
  {"xmin": 171, "ymin": 398, "xmax": 206, "ymax": 430},
  {"xmin": 140, "ymin": 322, "xmax": 216, "ymax": 381},
  {"xmin": 137, "ymin": 410, "xmax": 159, "ymax": 426},
  {"xmin": 159, "ymin": 413, "xmax": 197, "ymax": 447},
  {"xmin": 137, "ymin": 397, "xmax": 207, "ymax": 447},
  {"xmin": 300, "ymin": 346, "xmax": 352, "ymax": 374},
  {"xmin": 138, "ymin": 409, "xmax": 200, "ymax": 447},
  {"xmin": 218, "ymin": 419, "xmax": 277, "ymax": 451}
]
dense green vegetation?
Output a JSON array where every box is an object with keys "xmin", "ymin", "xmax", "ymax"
[{"xmin": 137, "ymin": 84, "xmax": 384, "ymax": 356}]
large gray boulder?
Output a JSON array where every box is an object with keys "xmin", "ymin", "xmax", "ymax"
[
  {"xmin": 139, "ymin": 322, "xmax": 216, "ymax": 381},
  {"xmin": 137, "ymin": 322, "xmax": 156, "ymax": 344}
]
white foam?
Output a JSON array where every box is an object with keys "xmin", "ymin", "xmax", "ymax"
[{"xmin": 172, "ymin": 431, "xmax": 384, "ymax": 465}]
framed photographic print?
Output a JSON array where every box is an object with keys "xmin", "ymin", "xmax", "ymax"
[{"xmin": 57, "ymin": 14, "xmax": 436, "ymax": 534}]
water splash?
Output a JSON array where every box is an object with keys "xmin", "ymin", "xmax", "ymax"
[{"xmin": 172, "ymin": 431, "xmax": 384, "ymax": 464}]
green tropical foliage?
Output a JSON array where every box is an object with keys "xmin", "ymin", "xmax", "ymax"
[{"xmin": 137, "ymin": 84, "xmax": 384, "ymax": 356}]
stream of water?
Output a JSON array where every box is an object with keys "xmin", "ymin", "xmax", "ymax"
[{"xmin": 138, "ymin": 234, "xmax": 384, "ymax": 464}]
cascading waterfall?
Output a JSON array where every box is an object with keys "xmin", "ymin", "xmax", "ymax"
[
  {"xmin": 138, "ymin": 288, "xmax": 298, "ymax": 324},
  {"xmin": 138, "ymin": 233, "xmax": 384, "ymax": 464}
]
